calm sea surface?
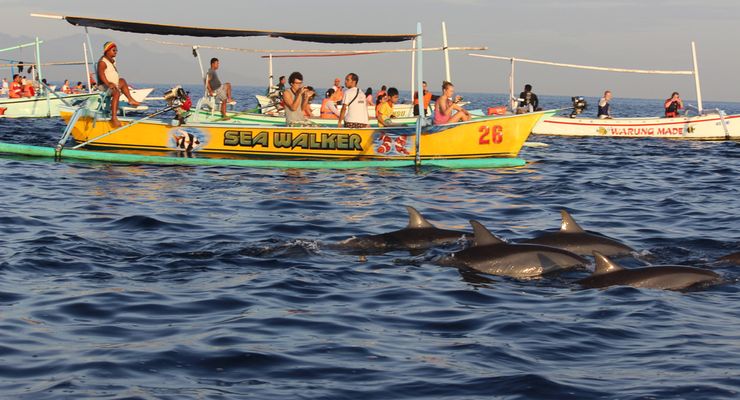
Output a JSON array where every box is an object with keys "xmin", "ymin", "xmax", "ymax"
[{"xmin": 0, "ymin": 86, "xmax": 739, "ymax": 399}]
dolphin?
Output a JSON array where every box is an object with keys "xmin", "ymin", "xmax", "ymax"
[
  {"xmin": 718, "ymin": 251, "xmax": 740, "ymax": 265},
  {"xmin": 438, "ymin": 220, "xmax": 588, "ymax": 278},
  {"xmin": 337, "ymin": 206, "xmax": 469, "ymax": 252},
  {"xmin": 577, "ymin": 251, "xmax": 722, "ymax": 291},
  {"xmin": 522, "ymin": 210, "xmax": 634, "ymax": 257}
]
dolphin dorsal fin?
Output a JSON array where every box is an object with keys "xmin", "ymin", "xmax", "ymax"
[
  {"xmin": 560, "ymin": 210, "xmax": 585, "ymax": 233},
  {"xmin": 592, "ymin": 251, "xmax": 624, "ymax": 275},
  {"xmin": 406, "ymin": 206, "xmax": 435, "ymax": 229},
  {"xmin": 470, "ymin": 220, "xmax": 504, "ymax": 246}
]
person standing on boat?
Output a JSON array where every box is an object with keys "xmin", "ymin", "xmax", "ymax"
[
  {"xmin": 434, "ymin": 81, "xmax": 471, "ymax": 124},
  {"xmin": 517, "ymin": 84, "xmax": 539, "ymax": 113},
  {"xmin": 597, "ymin": 90, "xmax": 613, "ymax": 119},
  {"xmin": 302, "ymin": 86, "xmax": 317, "ymax": 118},
  {"xmin": 320, "ymin": 88, "xmax": 340, "ymax": 119},
  {"xmin": 283, "ymin": 71, "xmax": 311, "ymax": 126},
  {"xmin": 377, "ymin": 85, "xmax": 387, "ymax": 98},
  {"xmin": 97, "ymin": 42, "xmax": 142, "ymax": 127},
  {"xmin": 413, "ymin": 81, "xmax": 436, "ymax": 116},
  {"xmin": 664, "ymin": 92, "xmax": 683, "ymax": 118},
  {"xmin": 365, "ymin": 88, "xmax": 375, "ymax": 107},
  {"xmin": 338, "ymin": 73, "xmax": 369, "ymax": 128},
  {"xmin": 205, "ymin": 57, "xmax": 233, "ymax": 120},
  {"xmin": 332, "ymin": 78, "xmax": 344, "ymax": 103}
]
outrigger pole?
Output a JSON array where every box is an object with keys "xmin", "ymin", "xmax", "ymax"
[
  {"xmin": 469, "ymin": 52, "xmax": 696, "ymax": 112},
  {"xmin": 414, "ymin": 22, "xmax": 423, "ymax": 167},
  {"xmin": 691, "ymin": 41, "xmax": 703, "ymax": 114}
]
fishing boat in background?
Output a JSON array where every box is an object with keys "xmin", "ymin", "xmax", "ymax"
[{"xmin": 470, "ymin": 42, "xmax": 740, "ymax": 140}]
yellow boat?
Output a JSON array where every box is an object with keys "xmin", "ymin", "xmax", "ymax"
[
  {"xmin": 60, "ymin": 103, "xmax": 551, "ymax": 160},
  {"xmin": 41, "ymin": 14, "xmax": 552, "ymax": 164}
]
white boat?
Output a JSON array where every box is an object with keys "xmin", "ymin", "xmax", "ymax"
[
  {"xmin": 470, "ymin": 42, "xmax": 740, "ymax": 140},
  {"xmin": 0, "ymin": 92, "xmax": 97, "ymax": 118},
  {"xmin": 532, "ymin": 110, "xmax": 739, "ymax": 140},
  {"xmin": 0, "ymin": 38, "xmax": 154, "ymax": 118}
]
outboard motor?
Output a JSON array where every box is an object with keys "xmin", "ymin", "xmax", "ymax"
[
  {"xmin": 570, "ymin": 96, "xmax": 587, "ymax": 118},
  {"xmin": 164, "ymin": 85, "xmax": 192, "ymax": 125}
]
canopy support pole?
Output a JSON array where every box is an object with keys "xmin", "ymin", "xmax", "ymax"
[
  {"xmin": 192, "ymin": 46, "xmax": 206, "ymax": 96},
  {"xmin": 414, "ymin": 23, "xmax": 423, "ymax": 167},
  {"xmin": 442, "ymin": 21, "xmax": 451, "ymax": 82},
  {"xmin": 268, "ymin": 53, "xmax": 274, "ymax": 91},
  {"xmin": 410, "ymin": 38, "xmax": 416, "ymax": 102},
  {"xmin": 83, "ymin": 42, "xmax": 92, "ymax": 94},
  {"xmin": 509, "ymin": 58, "xmax": 516, "ymax": 112},
  {"xmin": 84, "ymin": 27, "xmax": 95, "ymax": 69},
  {"xmin": 35, "ymin": 37, "xmax": 52, "ymax": 118},
  {"xmin": 691, "ymin": 41, "xmax": 703, "ymax": 114}
]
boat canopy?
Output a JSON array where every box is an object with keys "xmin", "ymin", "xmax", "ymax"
[{"xmin": 32, "ymin": 14, "xmax": 417, "ymax": 44}]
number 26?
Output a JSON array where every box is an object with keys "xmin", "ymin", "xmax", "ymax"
[{"xmin": 478, "ymin": 125, "xmax": 503, "ymax": 145}]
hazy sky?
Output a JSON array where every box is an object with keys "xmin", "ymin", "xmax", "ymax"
[{"xmin": 2, "ymin": 0, "xmax": 739, "ymax": 101}]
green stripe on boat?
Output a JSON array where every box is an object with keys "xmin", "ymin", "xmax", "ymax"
[{"xmin": 0, "ymin": 142, "xmax": 526, "ymax": 169}]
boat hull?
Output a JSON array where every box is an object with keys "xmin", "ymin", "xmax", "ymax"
[
  {"xmin": 0, "ymin": 93, "xmax": 97, "ymax": 118},
  {"xmin": 532, "ymin": 113, "xmax": 740, "ymax": 140},
  {"xmin": 61, "ymin": 106, "xmax": 549, "ymax": 160}
]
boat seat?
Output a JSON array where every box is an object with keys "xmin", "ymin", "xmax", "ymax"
[{"xmin": 202, "ymin": 95, "xmax": 237, "ymax": 116}]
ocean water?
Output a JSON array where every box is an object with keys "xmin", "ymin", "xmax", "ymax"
[{"xmin": 0, "ymin": 86, "xmax": 739, "ymax": 399}]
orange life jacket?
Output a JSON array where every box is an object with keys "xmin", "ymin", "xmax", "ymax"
[
  {"xmin": 320, "ymin": 98, "xmax": 338, "ymax": 119},
  {"xmin": 9, "ymin": 82, "xmax": 21, "ymax": 98},
  {"xmin": 413, "ymin": 90, "xmax": 432, "ymax": 108}
]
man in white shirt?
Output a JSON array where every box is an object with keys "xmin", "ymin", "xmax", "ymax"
[{"xmin": 337, "ymin": 73, "xmax": 369, "ymax": 128}]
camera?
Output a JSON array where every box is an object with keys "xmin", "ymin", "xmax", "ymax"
[
  {"xmin": 164, "ymin": 85, "xmax": 189, "ymax": 105},
  {"xmin": 164, "ymin": 85, "xmax": 192, "ymax": 125},
  {"xmin": 570, "ymin": 96, "xmax": 587, "ymax": 118}
]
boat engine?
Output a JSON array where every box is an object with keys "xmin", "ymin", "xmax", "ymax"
[
  {"xmin": 570, "ymin": 96, "xmax": 587, "ymax": 118},
  {"xmin": 164, "ymin": 85, "xmax": 192, "ymax": 125}
]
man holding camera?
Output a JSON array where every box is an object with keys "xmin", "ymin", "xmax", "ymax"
[
  {"xmin": 664, "ymin": 92, "xmax": 683, "ymax": 118},
  {"xmin": 282, "ymin": 71, "xmax": 315, "ymax": 126}
]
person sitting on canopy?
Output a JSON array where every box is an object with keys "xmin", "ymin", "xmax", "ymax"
[
  {"xmin": 664, "ymin": 92, "xmax": 683, "ymax": 118},
  {"xmin": 97, "ymin": 41, "xmax": 141, "ymax": 127}
]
